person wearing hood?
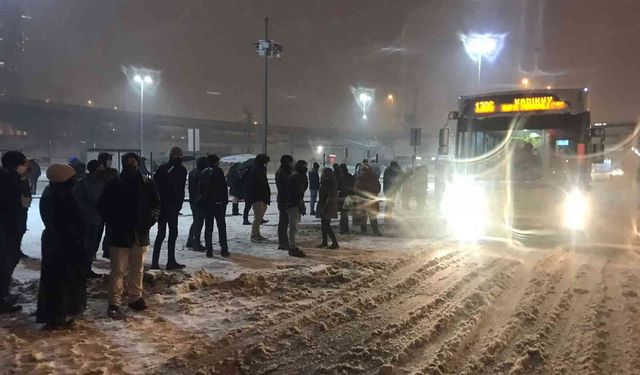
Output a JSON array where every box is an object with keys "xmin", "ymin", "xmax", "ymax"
[
  {"xmin": 275, "ymin": 155, "xmax": 294, "ymax": 250},
  {"xmin": 97, "ymin": 153, "xmax": 160, "ymax": 319},
  {"xmin": 287, "ymin": 160, "xmax": 309, "ymax": 257},
  {"xmin": 246, "ymin": 154, "xmax": 271, "ymax": 242},
  {"xmin": 0, "ymin": 151, "xmax": 30, "ymax": 313},
  {"xmin": 308, "ymin": 162, "xmax": 320, "ymax": 216},
  {"xmin": 72, "ymin": 160, "xmax": 106, "ymax": 279},
  {"xmin": 187, "ymin": 156, "xmax": 209, "ymax": 252},
  {"xmin": 37, "ymin": 164, "xmax": 87, "ymax": 329},
  {"xmin": 317, "ymin": 167, "xmax": 339, "ymax": 249},
  {"xmin": 152, "ymin": 147, "xmax": 187, "ymax": 270},
  {"xmin": 97, "ymin": 152, "xmax": 118, "ymax": 259},
  {"xmin": 199, "ymin": 155, "xmax": 230, "ymax": 258},
  {"xmin": 354, "ymin": 164, "xmax": 382, "ymax": 235}
]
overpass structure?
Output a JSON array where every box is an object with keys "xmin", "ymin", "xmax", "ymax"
[{"xmin": 0, "ymin": 96, "xmax": 423, "ymax": 166}]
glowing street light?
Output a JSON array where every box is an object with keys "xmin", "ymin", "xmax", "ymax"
[
  {"xmin": 352, "ymin": 87, "xmax": 375, "ymax": 120},
  {"xmin": 521, "ymin": 78, "xmax": 530, "ymax": 89},
  {"xmin": 131, "ymin": 72, "xmax": 155, "ymax": 156},
  {"xmin": 461, "ymin": 33, "xmax": 506, "ymax": 91},
  {"xmin": 387, "ymin": 93, "xmax": 395, "ymax": 104},
  {"xmin": 317, "ymin": 145, "xmax": 323, "ymax": 154}
]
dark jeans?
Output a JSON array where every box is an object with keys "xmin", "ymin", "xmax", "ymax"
[
  {"xmin": 340, "ymin": 210, "xmax": 350, "ymax": 233},
  {"xmin": 153, "ymin": 210, "xmax": 179, "ymax": 265},
  {"xmin": 321, "ymin": 218, "xmax": 337, "ymax": 245},
  {"xmin": 310, "ymin": 189, "xmax": 318, "ymax": 213},
  {"xmin": 277, "ymin": 207, "xmax": 290, "ymax": 248},
  {"xmin": 243, "ymin": 201, "xmax": 251, "ymax": 222},
  {"xmin": 0, "ymin": 234, "xmax": 21, "ymax": 300},
  {"xmin": 188, "ymin": 202, "xmax": 205, "ymax": 245},
  {"xmin": 85, "ymin": 223, "xmax": 104, "ymax": 272},
  {"xmin": 30, "ymin": 179, "xmax": 38, "ymax": 195},
  {"xmin": 204, "ymin": 204, "xmax": 228, "ymax": 251}
]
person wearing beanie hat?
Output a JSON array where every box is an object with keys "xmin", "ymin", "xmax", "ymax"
[
  {"xmin": 97, "ymin": 153, "xmax": 161, "ymax": 319},
  {"xmin": 275, "ymin": 155, "xmax": 294, "ymax": 250},
  {"xmin": 286, "ymin": 160, "xmax": 309, "ymax": 258},
  {"xmin": 36, "ymin": 164, "xmax": 87, "ymax": 328},
  {"xmin": 151, "ymin": 146, "xmax": 187, "ymax": 270},
  {"xmin": 0, "ymin": 151, "xmax": 30, "ymax": 313}
]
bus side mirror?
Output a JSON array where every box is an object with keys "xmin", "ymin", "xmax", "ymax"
[
  {"xmin": 439, "ymin": 128, "xmax": 449, "ymax": 155},
  {"xmin": 591, "ymin": 144, "xmax": 605, "ymax": 164}
]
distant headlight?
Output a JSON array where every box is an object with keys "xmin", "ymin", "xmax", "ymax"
[
  {"xmin": 440, "ymin": 175, "xmax": 488, "ymax": 241},
  {"xmin": 563, "ymin": 189, "xmax": 588, "ymax": 230},
  {"xmin": 611, "ymin": 168, "xmax": 624, "ymax": 176}
]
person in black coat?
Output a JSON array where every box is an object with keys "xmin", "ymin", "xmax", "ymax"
[
  {"xmin": 152, "ymin": 147, "xmax": 187, "ymax": 270},
  {"xmin": 275, "ymin": 155, "xmax": 294, "ymax": 250},
  {"xmin": 97, "ymin": 152, "xmax": 161, "ymax": 319},
  {"xmin": 199, "ymin": 155, "xmax": 229, "ymax": 258},
  {"xmin": 308, "ymin": 162, "xmax": 320, "ymax": 216},
  {"xmin": 317, "ymin": 167, "xmax": 339, "ymax": 249},
  {"xmin": 246, "ymin": 154, "xmax": 271, "ymax": 242},
  {"xmin": 72, "ymin": 160, "xmax": 106, "ymax": 278},
  {"xmin": 287, "ymin": 160, "xmax": 308, "ymax": 258},
  {"xmin": 227, "ymin": 162, "xmax": 242, "ymax": 216},
  {"xmin": 0, "ymin": 151, "xmax": 29, "ymax": 314},
  {"xmin": 37, "ymin": 164, "xmax": 87, "ymax": 329},
  {"xmin": 97, "ymin": 152, "xmax": 119, "ymax": 259},
  {"xmin": 187, "ymin": 157, "xmax": 209, "ymax": 251}
]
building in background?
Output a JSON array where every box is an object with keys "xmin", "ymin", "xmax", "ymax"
[{"xmin": 0, "ymin": 0, "xmax": 29, "ymax": 96}]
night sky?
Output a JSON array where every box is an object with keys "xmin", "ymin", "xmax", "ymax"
[{"xmin": 15, "ymin": 0, "xmax": 640, "ymax": 133}]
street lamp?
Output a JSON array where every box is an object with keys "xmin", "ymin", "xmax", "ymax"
[
  {"xmin": 133, "ymin": 74, "xmax": 153, "ymax": 156},
  {"xmin": 521, "ymin": 78, "xmax": 530, "ymax": 89},
  {"xmin": 461, "ymin": 33, "xmax": 506, "ymax": 91},
  {"xmin": 352, "ymin": 87, "xmax": 375, "ymax": 120},
  {"xmin": 252, "ymin": 17, "xmax": 283, "ymax": 155}
]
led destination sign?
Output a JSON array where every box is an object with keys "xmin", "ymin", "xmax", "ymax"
[{"xmin": 474, "ymin": 96, "xmax": 568, "ymax": 115}]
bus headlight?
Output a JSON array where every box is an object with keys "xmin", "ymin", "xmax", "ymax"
[
  {"xmin": 563, "ymin": 189, "xmax": 588, "ymax": 230},
  {"xmin": 440, "ymin": 176, "xmax": 488, "ymax": 241}
]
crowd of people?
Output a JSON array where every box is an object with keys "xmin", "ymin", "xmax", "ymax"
[{"xmin": 0, "ymin": 149, "xmax": 428, "ymax": 327}]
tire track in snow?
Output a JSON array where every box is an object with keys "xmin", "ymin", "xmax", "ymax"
[{"xmin": 457, "ymin": 251, "xmax": 569, "ymax": 375}]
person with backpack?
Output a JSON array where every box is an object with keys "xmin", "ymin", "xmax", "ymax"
[
  {"xmin": 354, "ymin": 164, "xmax": 382, "ymax": 235},
  {"xmin": 276, "ymin": 155, "xmax": 294, "ymax": 250},
  {"xmin": 246, "ymin": 154, "xmax": 271, "ymax": 242},
  {"xmin": 308, "ymin": 162, "xmax": 320, "ymax": 216},
  {"xmin": 287, "ymin": 160, "xmax": 308, "ymax": 257},
  {"xmin": 199, "ymin": 155, "xmax": 229, "ymax": 258},
  {"xmin": 151, "ymin": 147, "xmax": 187, "ymax": 270},
  {"xmin": 186, "ymin": 157, "xmax": 209, "ymax": 252}
]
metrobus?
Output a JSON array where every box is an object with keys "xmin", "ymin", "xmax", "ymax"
[{"xmin": 439, "ymin": 88, "xmax": 603, "ymax": 242}]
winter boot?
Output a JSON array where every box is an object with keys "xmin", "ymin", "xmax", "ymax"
[
  {"xmin": 128, "ymin": 298, "xmax": 148, "ymax": 312},
  {"xmin": 288, "ymin": 247, "xmax": 306, "ymax": 258},
  {"xmin": 371, "ymin": 219, "xmax": 382, "ymax": 236},
  {"xmin": 328, "ymin": 243, "xmax": 339, "ymax": 249},
  {"xmin": 317, "ymin": 242, "xmax": 328, "ymax": 248},
  {"xmin": 232, "ymin": 203, "xmax": 240, "ymax": 216},
  {"xmin": 221, "ymin": 249, "xmax": 230, "ymax": 258},
  {"xmin": 206, "ymin": 248, "xmax": 214, "ymax": 258}
]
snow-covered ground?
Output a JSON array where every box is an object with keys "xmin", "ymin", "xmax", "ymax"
[{"xmin": 3, "ymin": 181, "xmax": 640, "ymax": 374}]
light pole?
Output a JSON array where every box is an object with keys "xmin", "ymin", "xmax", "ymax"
[
  {"xmin": 352, "ymin": 87, "xmax": 375, "ymax": 120},
  {"xmin": 133, "ymin": 74, "xmax": 153, "ymax": 156},
  {"xmin": 461, "ymin": 33, "xmax": 505, "ymax": 91},
  {"xmin": 253, "ymin": 17, "xmax": 283, "ymax": 155}
]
